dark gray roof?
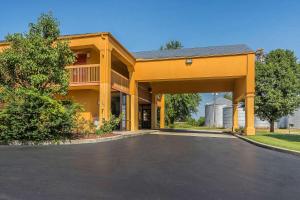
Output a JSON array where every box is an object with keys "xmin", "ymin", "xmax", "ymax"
[{"xmin": 132, "ymin": 44, "xmax": 253, "ymax": 60}]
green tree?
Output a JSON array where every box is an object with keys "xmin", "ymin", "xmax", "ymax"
[
  {"xmin": 255, "ymin": 49, "xmax": 300, "ymax": 132},
  {"xmin": 160, "ymin": 40, "xmax": 182, "ymax": 50},
  {"xmin": 160, "ymin": 40, "xmax": 201, "ymax": 125},
  {"xmin": 165, "ymin": 93, "xmax": 201, "ymax": 124},
  {"xmin": 223, "ymin": 93, "xmax": 233, "ymax": 101},
  {"xmin": 0, "ymin": 13, "xmax": 74, "ymax": 95},
  {"xmin": 0, "ymin": 13, "xmax": 78, "ymax": 143}
]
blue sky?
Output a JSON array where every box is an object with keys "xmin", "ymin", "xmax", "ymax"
[{"xmin": 1, "ymin": 0, "xmax": 299, "ymax": 117}]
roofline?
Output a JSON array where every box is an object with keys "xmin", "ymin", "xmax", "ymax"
[
  {"xmin": 1, "ymin": 32, "xmax": 254, "ymax": 62},
  {"xmin": 135, "ymin": 51, "xmax": 255, "ymax": 62},
  {"xmin": 0, "ymin": 32, "xmax": 136, "ymax": 61},
  {"xmin": 0, "ymin": 41, "xmax": 9, "ymax": 46},
  {"xmin": 58, "ymin": 32, "xmax": 136, "ymax": 61},
  {"xmin": 105, "ymin": 33, "xmax": 136, "ymax": 62}
]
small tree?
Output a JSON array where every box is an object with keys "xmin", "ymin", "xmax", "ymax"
[
  {"xmin": 255, "ymin": 49, "xmax": 300, "ymax": 132},
  {"xmin": 0, "ymin": 13, "xmax": 78, "ymax": 143}
]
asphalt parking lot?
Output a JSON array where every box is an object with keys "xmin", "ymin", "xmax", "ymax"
[{"xmin": 1, "ymin": 131, "xmax": 300, "ymax": 200}]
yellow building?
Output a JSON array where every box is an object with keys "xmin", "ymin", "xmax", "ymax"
[{"xmin": 0, "ymin": 32, "xmax": 256, "ymax": 135}]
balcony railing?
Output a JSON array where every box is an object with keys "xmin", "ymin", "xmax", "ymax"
[
  {"xmin": 111, "ymin": 70, "xmax": 129, "ymax": 94},
  {"xmin": 66, "ymin": 64, "xmax": 129, "ymax": 94},
  {"xmin": 67, "ymin": 64, "xmax": 100, "ymax": 86}
]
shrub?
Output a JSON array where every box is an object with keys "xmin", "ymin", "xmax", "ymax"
[
  {"xmin": 72, "ymin": 114, "xmax": 96, "ymax": 138},
  {"xmin": 0, "ymin": 89, "xmax": 79, "ymax": 143},
  {"xmin": 197, "ymin": 117, "xmax": 205, "ymax": 126},
  {"xmin": 187, "ymin": 117, "xmax": 197, "ymax": 126},
  {"xmin": 234, "ymin": 127, "xmax": 245, "ymax": 134},
  {"xmin": 0, "ymin": 13, "xmax": 77, "ymax": 144},
  {"xmin": 96, "ymin": 114, "xmax": 122, "ymax": 135}
]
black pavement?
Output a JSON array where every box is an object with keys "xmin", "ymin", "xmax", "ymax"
[{"xmin": 0, "ymin": 132, "xmax": 300, "ymax": 200}]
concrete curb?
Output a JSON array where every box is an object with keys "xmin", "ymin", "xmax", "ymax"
[
  {"xmin": 235, "ymin": 134, "xmax": 300, "ymax": 157},
  {"xmin": 2, "ymin": 130, "xmax": 158, "ymax": 146}
]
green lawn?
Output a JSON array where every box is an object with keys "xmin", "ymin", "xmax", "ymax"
[
  {"xmin": 247, "ymin": 132, "xmax": 300, "ymax": 152},
  {"xmin": 168, "ymin": 122, "xmax": 229, "ymax": 131}
]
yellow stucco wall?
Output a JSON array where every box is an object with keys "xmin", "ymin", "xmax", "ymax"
[
  {"xmin": 67, "ymin": 90, "xmax": 99, "ymax": 119},
  {"xmin": 134, "ymin": 54, "xmax": 248, "ymax": 82}
]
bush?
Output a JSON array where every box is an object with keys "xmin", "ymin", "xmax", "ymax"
[
  {"xmin": 72, "ymin": 115, "xmax": 96, "ymax": 138},
  {"xmin": 197, "ymin": 117, "xmax": 205, "ymax": 126},
  {"xmin": 234, "ymin": 127, "xmax": 245, "ymax": 134},
  {"xmin": 0, "ymin": 89, "xmax": 79, "ymax": 143},
  {"xmin": 96, "ymin": 114, "xmax": 122, "ymax": 135},
  {"xmin": 187, "ymin": 117, "xmax": 197, "ymax": 126},
  {"xmin": 187, "ymin": 117, "xmax": 206, "ymax": 127}
]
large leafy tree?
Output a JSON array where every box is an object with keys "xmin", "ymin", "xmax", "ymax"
[
  {"xmin": 160, "ymin": 40, "xmax": 201, "ymax": 125},
  {"xmin": 165, "ymin": 94, "xmax": 201, "ymax": 124},
  {"xmin": 0, "ymin": 13, "xmax": 75, "ymax": 95},
  {"xmin": 255, "ymin": 49, "xmax": 300, "ymax": 132},
  {"xmin": 0, "ymin": 13, "xmax": 78, "ymax": 143}
]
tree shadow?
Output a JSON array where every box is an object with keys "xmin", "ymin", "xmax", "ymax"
[{"xmin": 267, "ymin": 134, "xmax": 300, "ymax": 142}]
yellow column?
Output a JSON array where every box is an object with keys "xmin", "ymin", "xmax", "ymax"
[
  {"xmin": 232, "ymin": 102, "xmax": 239, "ymax": 132},
  {"xmin": 129, "ymin": 71, "xmax": 138, "ymax": 131},
  {"xmin": 160, "ymin": 94, "xmax": 165, "ymax": 129},
  {"xmin": 245, "ymin": 53, "xmax": 256, "ymax": 135},
  {"xmin": 99, "ymin": 38, "xmax": 112, "ymax": 124},
  {"xmin": 151, "ymin": 93, "xmax": 157, "ymax": 129},
  {"xmin": 245, "ymin": 93, "xmax": 255, "ymax": 135}
]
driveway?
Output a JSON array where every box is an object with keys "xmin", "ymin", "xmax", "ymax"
[{"xmin": 0, "ymin": 131, "xmax": 300, "ymax": 200}]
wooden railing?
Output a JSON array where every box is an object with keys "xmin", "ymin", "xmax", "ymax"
[
  {"xmin": 66, "ymin": 64, "xmax": 129, "ymax": 94},
  {"xmin": 67, "ymin": 64, "xmax": 100, "ymax": 86},
  {"xmin": 111, "ymin": 70, "xmax": 129, "ymax": 94}
]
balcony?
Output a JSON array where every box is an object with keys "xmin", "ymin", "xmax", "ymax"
[
  {"xmin": 111, "ymin": 70, "xmax": 129, "ymax": 94},
  {"xmin": 66, "ymin": 64, "xmax": 129, "ymax": 93}
]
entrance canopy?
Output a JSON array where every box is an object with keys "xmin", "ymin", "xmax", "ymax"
[{"xmin": 130, "ymin": 44, "xmax": 255, "ymax": 135}]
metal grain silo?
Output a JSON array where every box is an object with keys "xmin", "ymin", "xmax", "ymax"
[
  {"xmin": 205, "ymin": 97, "xmax": 232, "ymax": 128},
  {"xmin": 205, "ymin": 104, "xmax": 225, "ymax": 128},
  {"xmin": 223, "ymin": 106, "xmax": 232, "ymax": 129},
  {"xmin": 254, "ymin": 117, "xmax": 270, "ymax": 128},
  {"xmin": 222, "ymin": 106, "xmax": 245, "ymax": 128},
  {"xmin": 278, "ymin": 116, "xmax": 289, "ymax": 129},
  {"xmin": 290, "ymin": 109, "xmax": 300, "ymax": 128}
]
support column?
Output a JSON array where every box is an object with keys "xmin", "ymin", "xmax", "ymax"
[
  {"xmin": 151, "ymin": 93, "xmax": 157, "ymax": 129},
  {"xmin": 99, "ymin": 39, "xmax": 112, "ymax": 125},
  {"xmin": 232, "ymin": 102, "xmax": 239, "ymax": 132},
  {"xmin": 160, "ymin": 94, "xmax": 165, "ymax": 129},
  {"xmin": 129, "ymin": 71, "xmax": 138, "ymax": 131},
  {"xmin": 245, "ymin": 93, "xmax": 255, "ymax": 135},
  {"xmin": 245, "ymin": 53, "xmax": 256, "ymax": 135}
]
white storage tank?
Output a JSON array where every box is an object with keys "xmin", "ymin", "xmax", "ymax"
[
  {"xmin": 223, "ymin": 106, "xmax": 245, "ymax": 128},
  {"xmin": 254, "ymin": 117, "xmax": 270, "ymax": 129},
  {"xmin": 223, "ymin": 106, "xmax": 232, "ymax": 129},
  {"xmin": 205, "ymin": 97, "xmax": 232, "ymax": 128},
  {"xmin": 290, "ymin": 109, "xmax": 300, "ymax": 128},
  {"xmin": 278, "ymin": 116, "xmax": 289, "ymax": 129},
  {"xmin": 205, "ymin": 104, "xmax": 225, "ymax": 128},
  {"xmin": 223, "ymin": 106, "xmax": 270, "ymax": 129}
]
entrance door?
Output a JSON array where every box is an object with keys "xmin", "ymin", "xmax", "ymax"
[
  {"xmin": 111, "ymin": 92, "xmax": 128, "ymax": 131},
  {"xmin": 139, "ymin": 104, "xmax": 151, "ymax": 129}
]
